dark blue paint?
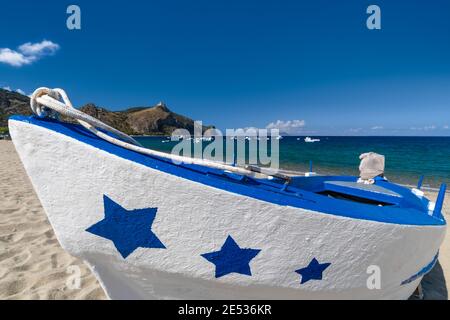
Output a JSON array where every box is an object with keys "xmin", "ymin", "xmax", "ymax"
[
  {"xmin": 201, "ymin": 235, "xmax": 260, "ymax": 278},
  {"xmin": 9, "ymin": 115, "xmax": 446, "ymax": 226},
  {"xmin": 434, "ymin": 184, "xmax": 447, "ymax": 218},
  {"xmin": 86, "ymin": 195, "xmax": 166, "ymax": 258},
  {"xmin": 401, "ymin": 253, "xmax": 439, "ymax": 285},
  {"xmin": 322, "ymin": 181, "xmax": 401, "ymax": 205},
  {"xmin": 295, "ymin": 258, "xmax": 331, "ymax": 284},
  {"xmin": 417, "ymin": 175, "xmax": 424, "ymax": 190}
]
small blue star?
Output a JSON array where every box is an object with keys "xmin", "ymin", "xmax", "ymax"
[
  {"xmin": 295, "ymin": 258, "xmax": 331, "ymax": 284},
  {"xmin": 86, "ymin": 195, "xmax": 165, "ymax": 258},
  {"xmin": 201, "ymin": 235, "xmax": 261, "ymax": 278}
]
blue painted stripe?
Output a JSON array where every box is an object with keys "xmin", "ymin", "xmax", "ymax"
[
  {"xmin": 401, "ymin": 253, "xmax": 439, "ymax": 285},
  {"xmin": 9, "ymin": 115, "xmax": 446, "ymax": 226}
]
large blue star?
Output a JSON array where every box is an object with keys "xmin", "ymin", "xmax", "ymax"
[
  {"xmin": 201, "ymin": 235, "xmax": 261, "ymax": 278},
  {"xmin": 86, "ymin": 195, "xmax": 165, "ymax": 258},
  {"xmin": 295, "ymin": 258, "xmax": 331, "ymax": 284}
]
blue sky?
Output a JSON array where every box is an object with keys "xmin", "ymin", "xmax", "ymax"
[{"xmin": 1, "ymin": 0, "xmax": 449, "ymax": 135}]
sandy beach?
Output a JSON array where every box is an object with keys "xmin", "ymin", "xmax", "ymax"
[
  {"xmin": 0, "ymin": 139, "xmax": 448, "ymax": 300},
  {"xmin": 0, "ymin": 140, "xmax": 106, "ymax": 299}
]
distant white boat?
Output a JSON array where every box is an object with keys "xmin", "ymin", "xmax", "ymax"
[
  {"xmin": 173, "ymin": 135, "xmax": 186, "ymax": 141},
  {"xmin": 305, "ymin": 137, "xmax": 320, "ymax": 143}
]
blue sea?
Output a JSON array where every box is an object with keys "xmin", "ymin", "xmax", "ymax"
[{"xmin": 135, "ymin": 136, "xmax": 450, "ymax": 189}]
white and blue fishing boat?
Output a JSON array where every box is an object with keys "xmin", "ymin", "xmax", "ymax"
[{"xmin": 8, "ymin": 88, "xmax": 447, "ymax": 299}]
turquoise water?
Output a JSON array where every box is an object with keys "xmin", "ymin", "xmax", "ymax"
[{"xmin": 135, "ymin": 136, "xmax": 450, "ymax": 189}]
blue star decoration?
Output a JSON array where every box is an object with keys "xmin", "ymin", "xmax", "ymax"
[
  {"xmin": 201, "ymin": 235, "xmax": 261, "ymax": 278},
  {"xmin": 86, "ymin": 195, "xmax": 166, "ymax": 259},
  {"xmin": 295, "ymin": 258, "xmax": 331, "ymax": 284}
]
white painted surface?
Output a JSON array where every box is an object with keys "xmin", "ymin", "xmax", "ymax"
[{"xmin": 9, "ymin": 120, "xmax": 446, "ymax": 299}]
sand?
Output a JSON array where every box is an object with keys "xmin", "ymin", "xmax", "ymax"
[
  {"xmin": 0, "ymin": 141, "xmax": 106, "ymax": 299},
  {"xmin": 0, "ymin": 139, "xmax": 448, "ymax": 300}
]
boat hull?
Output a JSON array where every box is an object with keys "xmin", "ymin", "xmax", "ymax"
[{"xmin": 9, "ymin": 118, "xmax": 446, "ymax": 299}]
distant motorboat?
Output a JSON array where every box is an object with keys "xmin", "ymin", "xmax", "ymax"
[
  {"xmin": 305, "ymin": 137, "xmax": 320, "ymax": 143},
  {"xmin": 173, "ymin": 135, "xmax": 186, "ymax": 141}
]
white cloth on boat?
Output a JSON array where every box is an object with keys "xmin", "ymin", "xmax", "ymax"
[{"xmin": 359, "ymin": 152, "xmax": 385, "ymax": 180}]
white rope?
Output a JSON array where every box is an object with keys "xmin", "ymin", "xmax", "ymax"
[
  {"xmin": 31, "ymin": 88, "xmax": 141, "ymax": 146},
  {"xmin": 29, "ymin": 87, "xmax": 262, "ymax": 177}
]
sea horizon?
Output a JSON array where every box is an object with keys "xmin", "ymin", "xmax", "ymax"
[{"xmin": 136, "ymin": 135, "xmax": 450, "ymax": 189}]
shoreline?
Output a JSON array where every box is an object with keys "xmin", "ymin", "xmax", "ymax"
[
  {"xmin": 0, "ymin": 140, "xmax": 448, "ymax": 300},
  {"xmin": 134, "ymin": 136, "xmax": 450, "ymax": 189}
]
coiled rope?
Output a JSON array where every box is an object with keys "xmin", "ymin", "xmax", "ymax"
[{"xmin": 29, "ymin": 87, "xmax": 281, "ymax": 178}]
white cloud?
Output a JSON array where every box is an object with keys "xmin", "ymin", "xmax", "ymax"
[
  {"xmin": 349, "ymin": 128, "xmax": 362, "ymax": 133},
  {"xmin": 228, "ymin": 127, "xmax": 267, "ymax": 136},
  {"xmin": 2, "ymin": 86, "xmax": 26, "ymax": 95},
  {"xmin": 371, "ymin": 126, "xmax": 383, "ymax": 130},
  {"xmin": 18, "ymin": 40, "xmax": 59, "ymax": 56},
  {"xmin": 266, "ymin": 119, "xmax": 306, "ymax": 134},
  {"xmin": 410, "ymin": 125, "xmax": 437, "ymax": 131},
  {"xmin": 0, "ymin": 48, "xmax": 34, "ymax": 66},
  {"xmin": 0, "ymin": 40, "xmax": 59, "ymax": 67},
  {"xmin": 444, "ymin": 125, "xmax": 449, "ymax": 130}
]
